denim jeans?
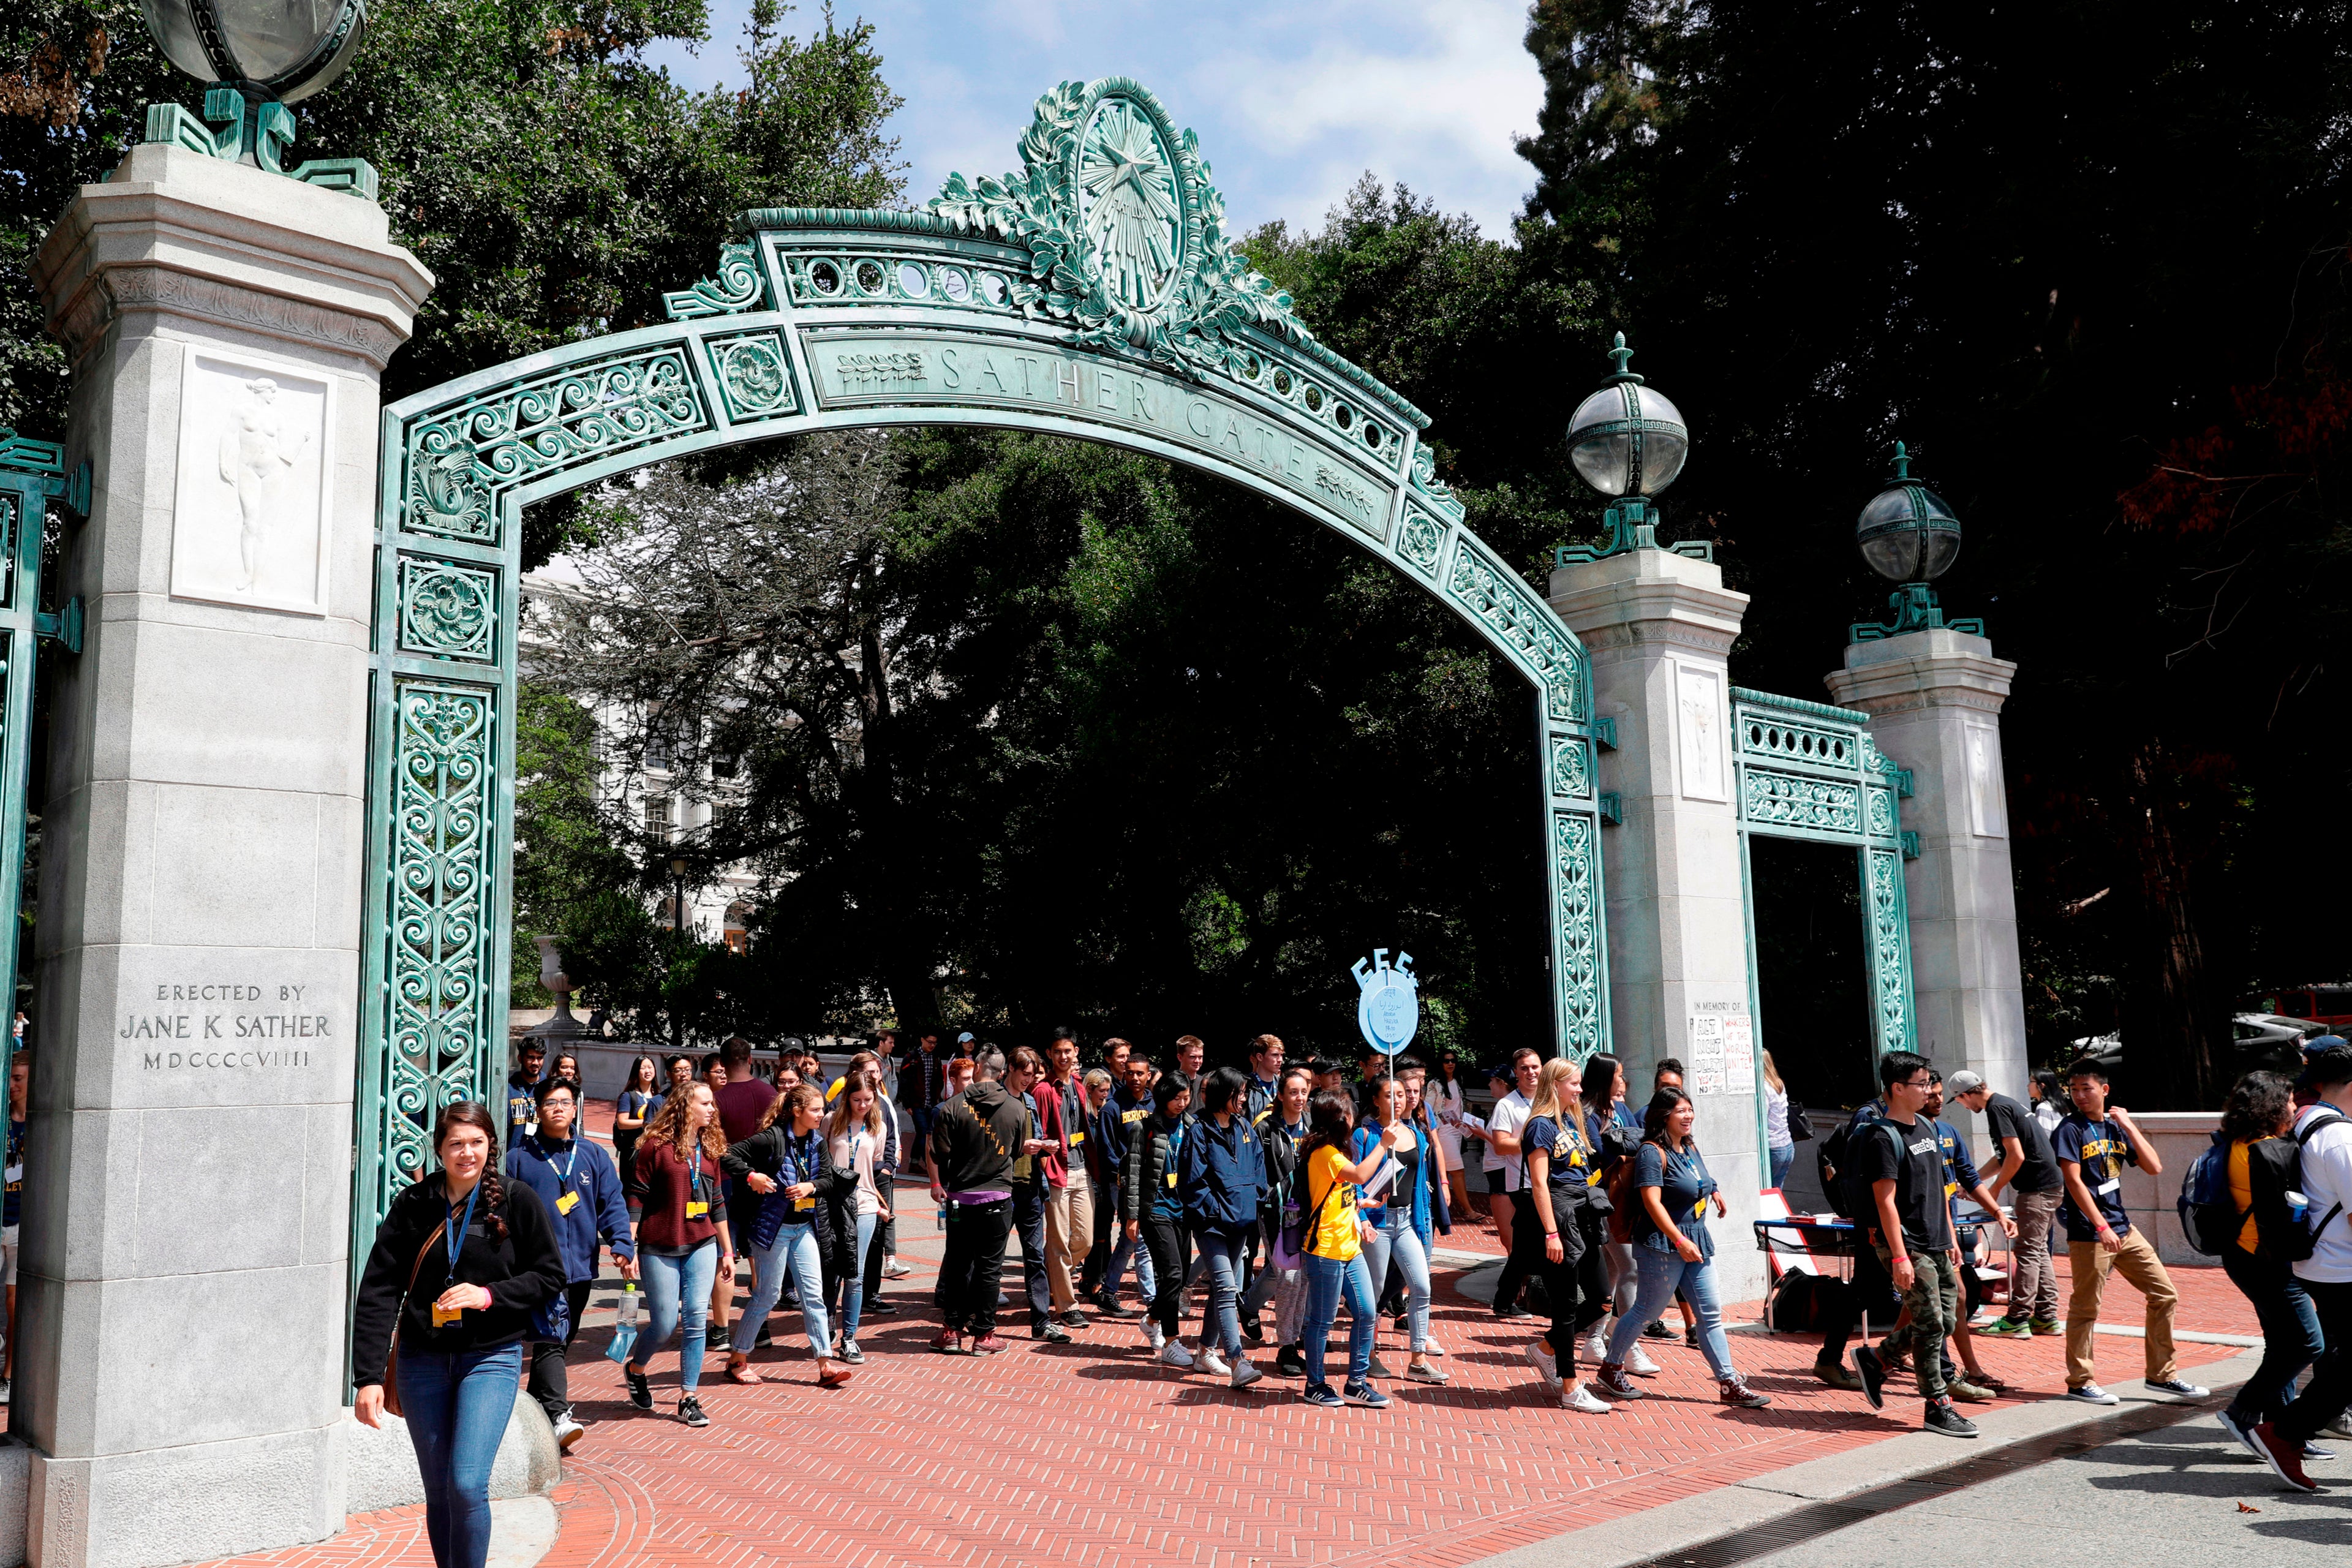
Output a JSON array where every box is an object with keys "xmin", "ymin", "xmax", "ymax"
[
  {"xmin": 736, "ymin": 1221, "xmax": 829, "ymax": 1358},
  {"xmin": 1361, "ymin": 1207, "xmax": 1434, "ymax": 1351},
  {"xmin": 2223, "ymin": 1248, "xmax": 2321, "ymax": 1427},
  {"xmin": 396, "ymin": 1343, "xmax": 524, "ymax": 1568},
  {"xmin": 1194, "ymin": 1226, "xmax": 1250, "ymax": 1355},
  {"xmin": 1012, "ymin": 1180, "xmax": 1052, "ymax": 1322},
  {"xmin": 1605, "ymin": 1245, "xmax": 1735, "ymax": 1380},
  {"xmin": 1303, "ymin": 1251, "xmax": 1376, "ymax": 1393},
  {"xmin": 837, "ymin": 1210, "xmax": 880, "ymax": 1341},
  {"xmin": 1768, "ymin": 1144, "xmax": 1795, "ymax": 1191},
  {"xmin": 2280, "ymin": 1278, "xmax": 2352, "ymax": 1446},
  {"xmin": 636, "ymin": 1240, "xmax": 717, "ymax": 1392}
]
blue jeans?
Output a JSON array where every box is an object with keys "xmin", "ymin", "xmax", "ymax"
[
  {"xmin": 838, "ymin": 1211, "xmax": 879, "ymax": 1340},
  {"xmin": 1107, "ymin": 1209, "xmax": 1156, "ymax": 1299},
  {"xmin": 1303, "ymin": 1251, "xmax": 1376, "ymax": 1393},
  {"xmin": 737, "ymin": 1221, "xmax": 829, "ymax": 1357},
  {"xmin": 637, "ymin": 1240, "xmax": 717, "ymax": 1392},
  {"xmin": 1606, "ymin": 1244, "xmax": 1736, "ymax": 1379},
  {"xmin": 2223, "ymin": 1248, "xmax": 2321, "ymax": 1426},
  {"xmin": 1362, "ymin": 1207, "xmax": 1433, "ymax": 1351},
  {"xmin": 396, "ymin": 1343, "xmax": 523, "ymax": 1568},
  {"xmin": 1768, "ymin": 1144, "xmax": 1795, "ymax": 1190},
  {"xmin": 1195, "ymin": 1227, "xmax": 1250, "ymax": 1355},
  {"xmin": 1013, "ymin": 1181, "xmax": 1051, "ymax": 1321}
]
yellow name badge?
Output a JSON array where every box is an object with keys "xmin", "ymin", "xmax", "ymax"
[
  {"xmin": 556, "ymin": 1191, "xmax": 580, "ymax": 1215},
  {"xmin": 794, "ymin": 1196, "xmax": 815, "ymax": 1211},
  {"xmin": 431, "ymin": 1302, "xmax": 462, "ymax": 1328},
  {"xmin": 1068, "ymin": 1131, "xmax": 1085, "ymax": 1146},
  {"xmin": 1122, "ymin": 1109, "xmax": 1147, "ymax": 1125},
  {"xmin": 1166, "ymin": 1171, "xmax": 1178, "ymax": 1189},
  {"xmin": 685, "ymin": 1200, "xmax": 709, "ymax": 1219}
]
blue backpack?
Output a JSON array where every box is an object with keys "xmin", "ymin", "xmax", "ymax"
[{"xmin": 2177, "ymin": 1135, "xmax": 2241, "ymax": 1256}]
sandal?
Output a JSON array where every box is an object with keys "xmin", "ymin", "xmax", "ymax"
[{"xmin": 726, "ymin": 1358, "xmax": 763, "ymax": 1385}]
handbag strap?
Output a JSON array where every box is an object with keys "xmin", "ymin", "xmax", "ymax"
[{"xmin": 401, "ymin": 1219, "xmax": 448, "ymax": 1306}]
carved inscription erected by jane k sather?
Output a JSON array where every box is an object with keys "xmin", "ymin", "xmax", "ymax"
[{"xmin": 124, "ymin": 981, "xmax": 335, "ymax": 1069}]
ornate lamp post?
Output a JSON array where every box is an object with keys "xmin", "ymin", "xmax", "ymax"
[
  {"xmin": 1847, "ymin": 440, "xmax": 1985, "ymax": 642},
  {"xmin": 1558, "ymin": 332, "xmax": 1709, "ymax": 564},
  {"xmin": 666, "ymin": 853, "xmax": 690, "ymax": 1056},
  {"xmin": 136, "ymin": 0, "xmax": 377, "ymax": 195}
]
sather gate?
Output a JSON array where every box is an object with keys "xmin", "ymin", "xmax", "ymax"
[{"xmin": 355, "ymin": 78, "xmax": 1621, "ymax": 1249}]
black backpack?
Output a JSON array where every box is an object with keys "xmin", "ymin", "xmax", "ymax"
[
  {"xmin": 1816, "ymin": 1113, "xmax": 1905, "ymax": 1220},
  {"xmin": 2275, "ymin": 1110, "xmax": 2348, "ymax": 1264}
]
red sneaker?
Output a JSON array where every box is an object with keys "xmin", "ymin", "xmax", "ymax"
[
  {"xmin": 970, "ymin": 1332, "xmax": 1008, "ymax": 1354},
  {"xmin": 931, "ymin": 1329, "xmax": 963, "ymax": 1354},
  {"xmin": 2249, "ymin": 1422, "xmax": 2318, "ymax": 1493}
]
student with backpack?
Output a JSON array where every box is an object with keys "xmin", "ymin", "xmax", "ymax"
[
  {"xmin": 2051, "ymin": 1057, "xmax": 2207, "ymax": 1406},
  {"xmin": 2247, "ymin": 1046, "xmax": 2352, "ymax": 1491},
  {"xmin": 1295, "ymin": 1088, "xmax": 1400, "ymax": 1409},
  {"xmin": 2192, "ymin": 1071, "xmax": 2329, "ymax": 1466},
  {"xmin": 1810, "ymin": 1097, "xmax": 1899, "ymax": 1395}
]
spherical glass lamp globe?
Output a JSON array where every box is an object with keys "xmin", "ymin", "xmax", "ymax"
[
  {"xmin": 1855, "ymin": 442, "xmax": 1962, "ymax": 582},
  {"xmin": 1565, "ymin": 333, "xmax": 1689, "ymax": 499},
  {"xmin": 140, "ymin": 0, "xmax": 368, "ymax": 104}
]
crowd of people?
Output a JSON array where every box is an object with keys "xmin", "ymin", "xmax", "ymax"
[{"xmin": 347, "ymin": 1027, "xmax": 2352, "ymax": 1568}]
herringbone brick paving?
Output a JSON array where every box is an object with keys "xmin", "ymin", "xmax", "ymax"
[{"xmin": 201, "ymin": 1105, "xmax": 2259, "ymax": 1568}]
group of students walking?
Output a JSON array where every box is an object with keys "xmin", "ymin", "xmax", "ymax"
[{"xmin": 348, "ymin": 1027, "xmax": 2352, "ymax": 1568}]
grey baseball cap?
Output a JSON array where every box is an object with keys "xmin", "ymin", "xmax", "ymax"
[{"xmin": 1945, "ymin": 1069, "xmax": 1987, "ymax": 1096}]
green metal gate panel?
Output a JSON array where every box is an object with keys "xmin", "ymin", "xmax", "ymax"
[
  {"xmin": 0, "ymin": 433, "xmax": 85, "ymax": 1028},
  {"xmin": 354, "ymin": 78, "xmax": 1613, "ymax": 1267}
]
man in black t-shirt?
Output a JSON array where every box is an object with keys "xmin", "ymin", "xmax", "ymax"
[
  {"xmin": 1949, "ymin": 1070, "xmax": 2064, "ymax": 1335},
  {"xmin": 1853, "ymin": 1050, "xmax": 1977, "ymax": 1439}
]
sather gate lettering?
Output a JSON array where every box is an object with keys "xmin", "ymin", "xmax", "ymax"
[{"xmin": 355, "ymin": 78, "xmax": 1615, "ymax": 1256}]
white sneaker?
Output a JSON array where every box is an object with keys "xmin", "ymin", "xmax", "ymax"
[
  {"xmin": 1562, "ymin": 1384, "xmax": 1614, "ymax": 1415},
  {"xmin": 1580, "ymin": 1327, "xmax": 1608, "ymax": 1362},
  {"xmin": 1159, "ymin": 1339, "xmax": 1196, "ymax": 1368},
  {"xmin": 1199, "ymin": 1347, "xmax": 1232, "ymax": 1377},
  {"xmin": 2067, "ymin": 1382, "xmax": 2120, "ymax": 1405},
  {"xmin": 1144, "ymin": 1321, "xmax": 1166, "ymax": 1351},
  {"xmin": 1626, "ymin": 1344, "xmax": 1662, "ymax": 1377},
  {"xmin": 1526, "ymin": 1341, "xmax": 1562, "ymax": 1392},
  {"xmin": 1230, "ymin": 1359, "xmax": 1265, "ymax": 1389},
  {"xmin": 1420, "ymin": 1338, "xmax": 1446, "ymax": 1357},
  {"xmin": 881, "ymin": 1257, "xmax": 913, "ymax": 1280},
  {"xmin": 552, "ymin": 1414, "xmax": 584, "ymax": 1452}
]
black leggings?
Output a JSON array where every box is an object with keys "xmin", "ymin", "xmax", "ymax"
[{"xmin": 1526, "ymin": 1204, "xmax": 1610, "ymax": 1362}]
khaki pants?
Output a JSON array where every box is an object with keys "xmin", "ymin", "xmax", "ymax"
[
  {"xmin": 2010, "ymin": 1188, "xmax": 2063, "ymax": 1322},
  {"xmin": 1046, "ymin": 1169, "xmax": 1094, "ymax": 1311},
  {"xmin": 2066, "ymin": 1228, "xmax": 2177, "ymax": 1389}
]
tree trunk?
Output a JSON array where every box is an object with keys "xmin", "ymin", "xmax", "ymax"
[{"xmin": 2125, "ymin": 743, "xmax": 2226, "ymax": 1110}]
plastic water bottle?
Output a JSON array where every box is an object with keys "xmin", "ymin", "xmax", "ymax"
[
  {"xmin": 937, "ymin": 1202, "xmax": 948, "ymax": 1232},
  {"xmin": 616, "ymin": 1282, "xmax": 641, "ymax": 1327}
]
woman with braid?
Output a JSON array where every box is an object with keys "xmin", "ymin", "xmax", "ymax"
[{"xmin": 351, "ymin": 1102, "xmax": 564, "ymax": 1568}]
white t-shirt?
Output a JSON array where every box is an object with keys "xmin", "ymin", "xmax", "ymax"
[
  {"xmin": 1483, "ymin": 1090, "xmax": 1532, "ymax": 1191},
  {"xmin": 1763, "ymin": 1084, "xmax": 1790, "ymax": 1148},
  {"xmin": 2293, "ymin": 1100, "xmax": 2352, "ymax": 1284},
  {"xmin": 829, "ymin": 1124, "xmax": 884, "ymax": 1218}
]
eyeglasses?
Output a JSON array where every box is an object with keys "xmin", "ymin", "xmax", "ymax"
[{"xmin": 1898, "ymin": 1076, "xmax": 1932, "ymax": 1089}]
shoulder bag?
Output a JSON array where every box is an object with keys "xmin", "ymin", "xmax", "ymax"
[{"xmin": 380, "ymin": 1218, "xmax": 448, "ymax": 1419}]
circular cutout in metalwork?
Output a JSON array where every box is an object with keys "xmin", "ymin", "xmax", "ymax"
[
  {"xmin": 978, "ymin": 271, "xmax": 1009, "ymax": 306},
  {"xmin": 1273, "ymin": 369, "xmax": 1292, "ymax": 396},
  {"xmin": 940, "ymin": 268, "xmax": 971, "ymax": 301},
  {"xmin": 897, "ymin": 262, "xmax": 930, "ymax": 297},
  {"xmin": 1363, "ymin": 423, "xmax": 1383, "ymax": 450},
  {"xmin": 853, "ymin": 259, "xmax": 886, "ymax": 294},
  {"xmin": 808, "ymin": 260, "xmax": 842, "ymax": 295},
  {"xmin": 1304, "ymin": 385, "xmax": 1324, "ymax": 413},
  {"xmin": 1335, "ymin": 404, "xmax": 1353, "ymax": 429}
]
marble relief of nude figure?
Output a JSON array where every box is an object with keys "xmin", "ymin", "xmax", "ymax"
[{"xmin": 216, "ymin": 377, "xmax": 311, "ymax": 590}]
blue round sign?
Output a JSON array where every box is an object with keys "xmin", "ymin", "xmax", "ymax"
[{"xmin": 1352, "ymin": 949, "xmax": 1421, "ymax": 1055}]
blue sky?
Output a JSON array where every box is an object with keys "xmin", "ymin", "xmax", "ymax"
[{"xmin": 649, "ymin": 1, "xmax": 1546, "ymax": 238}]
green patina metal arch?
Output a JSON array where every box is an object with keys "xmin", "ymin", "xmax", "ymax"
[{"xmin": 356, "ymin": 78, "xmax": 1615, "ymax": 1250}]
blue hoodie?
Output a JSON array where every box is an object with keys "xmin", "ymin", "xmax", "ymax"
[
  {"xmin": 1180, "ymin": 1112, "xmax": 1268, "ymax": 1235},
  {"xmin": 506, "ymin": 1133, "xmax": 634, "ymax": 1284}
]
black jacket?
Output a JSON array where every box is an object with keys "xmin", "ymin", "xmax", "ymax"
[
  {"xmin": 931, "ymin": 1080, "xmax": 1025, "ymax": 1196},
  {"xmin": 723, "ymin": 1122, "xmax": 859, "ymax": 1280},
  {"xmin": 1253, "ymin": 1107, "xmax": 1310, "ymax": 1237},
  {"xmin": 351, "ymin": 1174, "xmax": 565, "ymax": 1388},
  {"xmin": 1121, "ymin": 1110, "xmax": 1185, "ymax": 1226}
]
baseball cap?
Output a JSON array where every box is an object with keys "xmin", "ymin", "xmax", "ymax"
[
  {"xmin": 956, "ymin": 1031, "xmax": 975, "ymax": 1044},
  {"xmin": 1945, "ymin": 1070, "xmax": 1986, "ymax": 1096}
]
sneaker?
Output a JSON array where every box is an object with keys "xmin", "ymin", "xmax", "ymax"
[
  {"xmin": 1275, "ymin": 1344, "xmax": 1308, "ymax": 1378},
  {"xmin": 1923, "ymin": 1395, "xmax": 1978, "ymax": 1439},
  {"xmin": 969, "ymin": 1333, "xmax": 1007, "ymax": 1355},
  {"xmin": 862, "ymin": 1298, "xmax": 898, "ymax": 1316},
  {"xmin": 1947, "ymin": 1378, "xmax": 1996, "ymax": 1404},
  {"xmin": 2305, "ymin": 1442, "xmax": 2337, "ymax": 1462},
  {"xmin": 1976, "ymin": 1316, "xmax": 2031, "ymax": 1339},
  {"xmin": 1853, "ymin": 1344, "xmax": 1887, "ymax": 1411},
  {"xmin": 932, "ymin": 1329, "xmax": 963, "ymax": 1354},
  {"xmin": 1301, "ymin": 1382, "xmax": 1344, "ymax": 1409},
  {"xmin": 753, "ymin": 1324, "xmax": 775, "ymax": 1349},
  {"xmin": 1036, "ymin": 1322, "xmax": 1072, "ymax": 1345},
  {"xmin": 1343, "ymin": 1380, "xmax": 1392, "ymax": 1408},
  {"xmin": 882, "ymin": 1257, "xmax": 913, "ymax": 1279},
  {"xmin": 1642, "ymin": 1318, "xmax": 1675, "ymax": 1340},
  {"xmin": 1090, "ymin": 1292, "xmax": 1137, "ymax": 1319},
  {"xmin": 624, "ymin": 1368, "xmax": 653, "ymax": 1411},
  {"xmin": 838, "ymin": 1340, "xmax": 865, "ymax": 1365},
  {"xmin": 1421, "ymin": 1338, "xmax": 1447, "ymax": 1357},
  {"xmin": 1144, "ymin": 1321, "xmax": 1167, "ymax": 1351},
  {"xmin": 1579, "ymin": 1327, "xmax": 1609, "ymax": 1362},
  {"xmin": 2249, "ymin": 1422, "xmax": 2319, "ymax": 1493},
  {"xmin": 1241, "ymin": 1315, "xmax": 1265, "ymax": 1345},
  {"xmin": 1160, "ymin": 1340, "xmax": 1197, "ymax": 1369},
  {"xmin": 1596, "ymin": 1362, "xmax": 1645, "ymax": 1400},
  {"xmin": 677, "ymin": 1394, "xmax": 710, "ymax": 1428},
  {"xmin": 1494, "ymin": 1304, "xmax": 1533, "ymax": 1323},
  {"xmin": 818, "ymin": 1360, "xmax": 854, "ymax": 1389},
  {"xmin": 1719, "ymin": 1376, "xmax": 1771, "ymax": 1409},
  {"xmin": 1813, "ymin": 1356, "xmax": 1863, "ymax": 1392},
  {"xmin": 1406, "ymin": 1360, "xmax": 1450, "ymax": 1384},
  {"xmin": 1199, "ymin": 1348, "xmax": 1232, "ymax": 1378},
  {"xmin": 1231, "ymin": 1359, "xmax": 1266, "ymax": 1390},
  {"xmin": 2216, "ymin": 1408, "xmax": 2258, "ymax": 1457},
  {"xmin": 1366, "ymin": 1355, "xmax": 1396, "ymax": 1381},
  {"xmin": 1626, "ymin": 1344, "xmax": 1662, "ymax": 1378},
  {"xmin": 552, "ymin": 1414, "xmax": 585, "ymax": 1452},
  {"xmin": 2146, "ymin": 1378, "xmax": 2208, "ymax": 1400},
  {"xmin": 1526, "ymin": 1342, "xmax": 1563, "ymax": 1393},
  {"xmin": 2067, "ymin": 1383, "xmax": 2120, "ymax": 1405},
  {"xmin": 2028, "ymin": 1317, "xmax": 2063, "ymax": 1336},
  {"xmin": 1060, "ymin": 1308, "xmax": 1090, "ymax": 1330},
  {"xmin": 1684, "ymin": 1325, "xmax": 1701, "ymax": 1349},
  {"xmin": 1562, "ymin": 1383, "xmax": 1614, "ymax": 1415}
]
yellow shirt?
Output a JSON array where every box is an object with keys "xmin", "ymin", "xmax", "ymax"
[
  {"xmin": 2229, "ymin": 1137, "xmax": 2266, "ymax": 1254},
  {"xmin": 1304, "ymin": 1145, "xmax": 1362, "ymax": 1262}
]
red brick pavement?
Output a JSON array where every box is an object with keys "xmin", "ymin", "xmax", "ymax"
[{"xmin": 204, "ymin": 1155, "xmax": 2260, "ymax": 1568}]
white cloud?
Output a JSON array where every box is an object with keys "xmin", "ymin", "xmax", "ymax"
[{"xmin": 652, "ymin": 0, "xmax": 1542, "ymax": 235}]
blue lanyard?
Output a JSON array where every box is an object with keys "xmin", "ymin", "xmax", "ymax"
[
  {"xmin": 445, "ymin": 1179, "xmax": 481, "ymax": 1275},
  {"xmin": 537, "ymin": 1136, "xmax": 579, "ymax": 1184}
]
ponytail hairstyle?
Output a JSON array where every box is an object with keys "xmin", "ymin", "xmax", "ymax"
[
  {"xmin": 1642, "ymin": 1086, "xmax": 1695, "ymax": 1150},
  {"xmin": 1298, "ymin": 1088, "xmax": 1358, "ymax": 1166},
  {"xmin": 432, "ymin": 1100, "xmax": 509, "ymax": 1242}
]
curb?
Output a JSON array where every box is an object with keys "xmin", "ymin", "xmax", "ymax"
[{"xmin": 1455, "ymin": 1346, "xmax": 2264, "ymax": 1568}]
